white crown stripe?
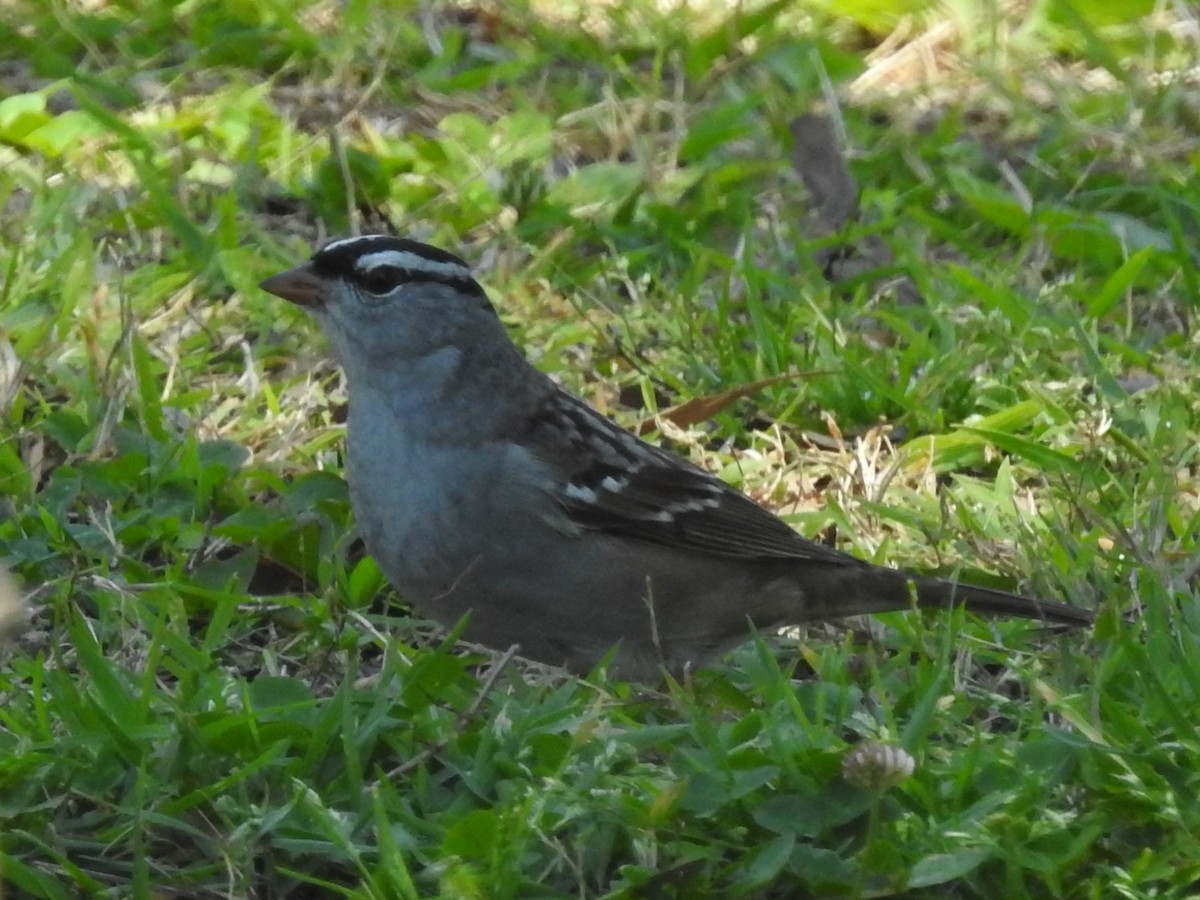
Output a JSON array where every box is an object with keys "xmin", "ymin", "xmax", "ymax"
[
  {"xmin": 355, "ymin": 250, "xmax": 472, "ymax": 280},
  {"xmin": 320, "ymin": 235, "xmax": 375, "ymax": 254}
]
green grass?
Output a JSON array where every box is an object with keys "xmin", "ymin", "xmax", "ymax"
[{"xmin": 2, "ymin": 0, "xmax": 1199, "ymax": 895}]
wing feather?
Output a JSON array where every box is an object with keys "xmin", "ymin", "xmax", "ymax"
[{"xmin": 519, "ymin": 390, "xmax": 857, "ymax": 565}]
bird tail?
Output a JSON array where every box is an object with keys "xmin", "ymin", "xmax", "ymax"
[
  {"xmin": 910, "ymin": 574, "xmax": 1093, "ymax": 626},
  {"xmin": 791, "ymin": 564, "xmax": 1093, "ymax": 627}
]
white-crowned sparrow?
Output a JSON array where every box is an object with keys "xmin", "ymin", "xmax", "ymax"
[{"xmin": 261, "ymin": 235, "xmax": 1092, "ymax": 679}]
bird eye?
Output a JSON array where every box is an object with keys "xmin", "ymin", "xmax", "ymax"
[{"xmin": 359, "ymin": 266, "xmax": 404, "ymax": 296}]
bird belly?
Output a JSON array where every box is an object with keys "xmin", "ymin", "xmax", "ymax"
[{"xmin": 345, "ymin": 425, "xmax": 799, "ymax": 676}]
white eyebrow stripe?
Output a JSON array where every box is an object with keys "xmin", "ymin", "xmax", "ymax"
[
  {"xmin": 320, "ymin": 235, "xmax": 374, "ymax": 253},
  {"xmin": 355, "ymin": 249, "xmax": 472, "ymax": 280}
]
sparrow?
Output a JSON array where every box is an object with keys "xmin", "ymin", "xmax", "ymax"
[{"xmin": 260, "ymin": 235, "xmax": 1092, "ymax": 679}]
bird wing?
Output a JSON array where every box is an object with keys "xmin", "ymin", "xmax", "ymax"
[{"xmin": 518, "ymin": 388, "xmax": 858, "ymax": 565}]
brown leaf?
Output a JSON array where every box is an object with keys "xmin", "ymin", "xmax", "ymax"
[
  {"xmin": 0, "ymin": 566, "xmax": 26, "ymax": 642},
  {"xmin": 792, "ymin": 113, "xmax": 860, "ymax": 230},
  {"xmin": 791, "ymin": 113, "xmax": 923, "ymax": 305},
  {"xmin": 635, "ymin": 371, "xmax": 829, "ymax": 435}
]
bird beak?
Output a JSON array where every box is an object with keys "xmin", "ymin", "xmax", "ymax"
[{"xmin": 260, "ymin": 263, "xmax": 325, "ymax": 308}]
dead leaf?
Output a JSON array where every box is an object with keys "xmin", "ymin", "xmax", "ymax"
[
  {"xmin": 0, "ymin": 332, "xmax": 21, "ymax": 418},
  {"xmin": 791, "ymin": 113, "xmax": 922, "ymax": 306},
  {"xmin": 792, "ymin": 112, "xmax": 859, "ymax": 230},
  {"xmin": 0, "ymin": 567, "xmax": 26, "ymax": 642},
  {"xmin": 635, "ymin": 371, "xmax": 829, "ymax": 434}
]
